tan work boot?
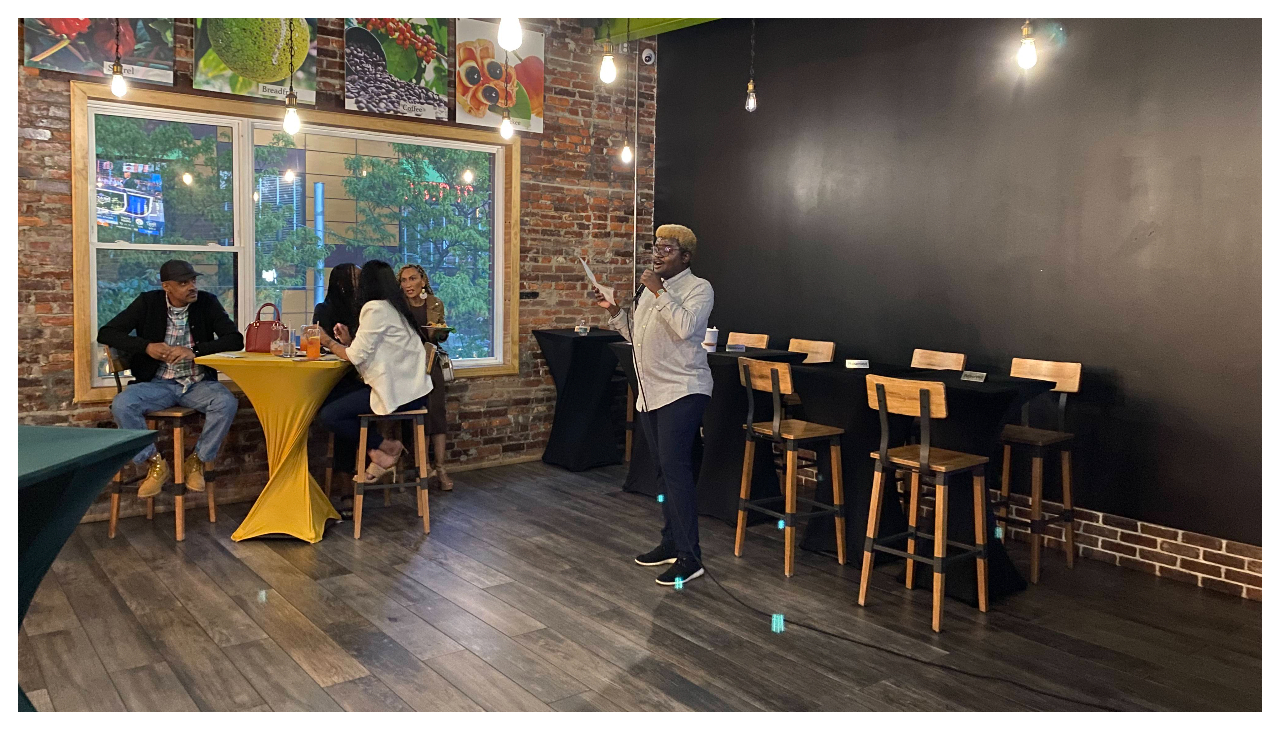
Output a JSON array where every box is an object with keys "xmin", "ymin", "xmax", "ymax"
[
  {"xmin": 183, "ymin": 454, "xmax": 206, "ymax": 492},
  {"xmin": 137, "ymin": 455, "xmax": 171, "ymax": 498}
]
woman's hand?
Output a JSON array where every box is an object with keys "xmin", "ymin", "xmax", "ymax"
[{"xmin": 333, "ymin": 323, "xmax": 352, "ymax": 346}]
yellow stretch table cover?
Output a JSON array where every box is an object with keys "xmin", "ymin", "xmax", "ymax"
[{"xmin": 196, "ymin": 352, "xmax": 350, "ymax": 542}]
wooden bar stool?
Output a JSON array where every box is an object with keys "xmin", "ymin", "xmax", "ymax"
[
  {"xmin": 911, "ymin": 349, "xmax": 967, "ymax": 371},
  {"xmin": 727, "ymin": 332, "xmax": 770, "ymax": 349},
  {"xmin": 995, "ymin": 358, "xmax": 1082, "ymax": 583},
  {"xmin": 105, "ymin": 347, "xmax": 217, "ymax": 542},
  {"xmin": 858, "ymin": 375, "xmax": 989, "ymax": 633},
  {"xmin": 352, "ymin": 410, "xmax": 431, "ymax": 539},
  {"xmin": 788, "ymin": 339, "xmax": 835, "ymax": 364},
  {"xmin": 734, "ymin": 358, "xmax": 847, "ymax": 577}
]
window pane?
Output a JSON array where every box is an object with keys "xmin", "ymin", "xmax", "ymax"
[
  {"xmin": 94, "ymin": 113, "xmax": 235, "ymax": 245},
  {"xmin": 95, "ymin": 248, "xmax": 237, "ymax": 381},
  {"xmin": 253, "ymin": 128, "xmax": 497, "ymax": 359}
]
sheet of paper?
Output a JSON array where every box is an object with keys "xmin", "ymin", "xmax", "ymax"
[{"xmin": 579, "ymin": 257, "xmax": 615, "ymax": 306}]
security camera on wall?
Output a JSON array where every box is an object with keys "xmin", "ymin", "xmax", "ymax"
[{"xmin": 641, "ymin": 47, "xmax": 656, "ymax": 65}]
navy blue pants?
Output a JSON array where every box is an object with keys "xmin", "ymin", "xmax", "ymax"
[
  {"xmin": 638, "ymin": 393, "xmax": 710, "ymax": 561},
  {"xmin": 319, "ymin": 385, "xmax": 430, "ymax": 473}
]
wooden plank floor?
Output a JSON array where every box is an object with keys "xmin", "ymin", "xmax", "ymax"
[{"xmin": 20, "ymin": 462, "xmax": 1261, "ymax": 712}]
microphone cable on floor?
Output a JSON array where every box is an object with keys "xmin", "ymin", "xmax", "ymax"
[{"xmin": 621, "ymin": 308, "xmax": 1120, "ymax": 712}]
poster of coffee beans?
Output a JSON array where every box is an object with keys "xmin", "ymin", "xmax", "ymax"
[
  {"xmin": 23, "ymin": 18, "xmax": 175, "ymax": 85},
  {"xmin": 193, "ymin": 19, "xmax": 317, "ymax": 104},
  {"xmin": 344, "ymin": 19, "xmax": 449, "ymax": 120},
  {"xmin": 455, "ymin": 19, "xmax": 545, "ymax": 134}
]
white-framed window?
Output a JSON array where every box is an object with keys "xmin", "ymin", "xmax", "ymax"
[{"xmin": 85, "ymin": 98, "xmax": 506, "ymax": 389}]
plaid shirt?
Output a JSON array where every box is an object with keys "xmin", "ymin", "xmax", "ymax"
[{"xmin": 156, "ymin": 302, "xmax": 200, "ymax": 391}]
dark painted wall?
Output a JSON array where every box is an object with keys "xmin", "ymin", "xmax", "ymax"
[{"xmin": 655, "ymin": 18, "xmax": 1261, "ymax": 543}]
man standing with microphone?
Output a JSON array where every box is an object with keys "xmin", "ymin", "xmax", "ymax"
[{"xmin": 593, "ymin": 224, "xmax": 714, "ymax": 587}]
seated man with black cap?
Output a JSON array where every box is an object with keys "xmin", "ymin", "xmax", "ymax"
[{"xmin": 98, "ymin": 259, "xmax": 244, "ymax": 497}]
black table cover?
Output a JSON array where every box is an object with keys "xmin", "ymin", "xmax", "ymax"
[
  {"xmin": 19, "ymin": 425, "xmax": 156, "ymax": 711},
  {"xmin": 534, "ymin": 328, "xmax": 626, "ymax": 471},
  {"xmin": 791, "ymin": 365, "xmax": 1051, "ymax": 605}
]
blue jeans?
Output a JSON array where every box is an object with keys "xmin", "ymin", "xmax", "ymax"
[
  {"xmin": 638, "ymin": 393, "xmax": 711, "ymax": 562},
  {"xmin": 110, "ymin": 379, "xmax": 239, "ymax": 464}
]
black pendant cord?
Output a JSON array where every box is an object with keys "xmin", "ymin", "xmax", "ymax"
[
  {"xmin": 288, "ymin": 19, "xmax": 295, "ymax": 95},
  {"xmin": 115, "ymin": 18, "xmax": 121, "ymax": 65},
  {"xmin": 749, "ymin": 18, "xmax": 755, "ymax": 82}
]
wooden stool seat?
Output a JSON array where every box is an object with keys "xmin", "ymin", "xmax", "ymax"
[
  {"xmin": 858, "ymin": 375, "xmax": 989, "ymax": 633},
  {"xmin": 734, "ymin": 358, "xmax": 847, "ymax": 577},
  {"xmin": 868, "ymin": 445, "xmax": 989, "ymax": 473},
  {"xmin": 145, "ymin": 406, "xmax": 198, "ymax": 419},
  {"xmin": 352, "ymin": 410, "xmax": 432, "ymax": 539},
  {"xmin": 996, "ymin": 358, "xmax": 1083, "ymax": 584},
  {"xmin": 750, "ymin": 419, "xmax": 844, "ymax": 440},
  {"xmin": 359, "ymin": 408, "xmax": 429, "ymax": 418},
  {"xmin": 1001, "ymin": 424, "xmax": 1074, "ymax": 447}
]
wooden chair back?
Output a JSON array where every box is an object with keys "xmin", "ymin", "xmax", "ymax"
[
  {"xmin": 866, "ymin": 375, "xmax": 948, "ymax": 473},
  {"xmin": 727, "ymin": 332, "xmax": 770, "ymax": 349},
  {"xmin": 788, "ymin": 338, "xmax": 835, "ymax": 364},
  {"xmin": 739, "ymin": 358, "xmax": 794, "ymax": 441},
  {"xmin": 911, "ymin": 348, "xmax": 967, "ymax": 371},
  {"xmin": 1010, "ymin": 358, "xmax": 1081, "ymax": 393},
  {"xmin": 103, "ymin": 346, "xmax": 128, "ymax": 393}
]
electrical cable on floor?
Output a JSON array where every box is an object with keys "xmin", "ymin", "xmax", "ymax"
[{"xmin": 623, "ymin": 325, "xmax": 1120, "ymax": 712}]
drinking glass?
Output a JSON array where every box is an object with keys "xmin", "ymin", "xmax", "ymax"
[{"xmin": 306, "ymin": 326, "xmax": 322, "ymax": 360}]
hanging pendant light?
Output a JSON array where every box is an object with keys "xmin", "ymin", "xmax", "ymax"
[
  {"xmin": 1017, "ymin": 19, "xmax": 1038, "ymax": 70},
  {"xmin": 110, "ymin": 18, "xmax": 127, "ymax": 97},
  {"xmin": 619, "ymin": 19, "xmax": 634, "ymax": 164},
  {"xmin": 282, "ymin": 19, "xmax": 301, "ymax": 134},
  {"xmin": 498, "ymin": 18, "xmax": 523, "ymax": 52},
  {"xmin": 744, "ymin": 19, "xmax": 757, "ymax": 112},
  {"xmin": 600, "ymin": 42, "xmax": 617, "ymax": 83}
]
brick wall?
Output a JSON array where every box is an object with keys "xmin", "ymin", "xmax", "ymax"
[{"xmin": 18, "ymin": 19, "xmax": 655, "ymax": 520}]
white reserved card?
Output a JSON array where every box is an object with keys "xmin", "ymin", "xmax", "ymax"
[
  {"xmin": 960, "ymin": 370, "xmax": 987, "ymax": 382},
  {"xmin": 846, "ymin": 359, "xmax": 870, "ymax": 369}
]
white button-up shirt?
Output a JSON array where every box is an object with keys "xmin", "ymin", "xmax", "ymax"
[{"xmin": 609, "ymin": 267, "xmax": 715, "ymax": 412}]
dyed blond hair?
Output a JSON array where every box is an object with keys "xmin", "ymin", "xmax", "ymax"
[{"xmin": 655, "ymin": 224, "xmax": 697, "ymax": 259}]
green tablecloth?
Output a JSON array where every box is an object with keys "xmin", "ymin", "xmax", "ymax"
[{"xmin": 18, "ymin": 425, "xmax": 156, "ymax": 711}]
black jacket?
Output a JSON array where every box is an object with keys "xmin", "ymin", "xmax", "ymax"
[{"xmin": 97, "ymin": 290, "xmax": 244, "ymax": 383}]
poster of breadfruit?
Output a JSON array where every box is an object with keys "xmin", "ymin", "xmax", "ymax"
[
  {"xmin": 455, "ymin": 19, "xmax": 544, "ymax": 134},
  {"xmin": 344, "ymin": 19, "xmax": 449, "ymax": 120},
  {"xmin": 23, "ymin": 18, "xmax": 175, "ymax": 85},
  {"xmin": 193, "ymin": 18, "xmax": 317, "ymax": 104}
]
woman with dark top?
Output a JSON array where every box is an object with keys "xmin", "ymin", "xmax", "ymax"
[
  {"xmin": 315, "ymin": 261, "xmax": 431, "ymax": 483},
  {"xmin": 398, "ymin": 264, "xmax": 453, "ymax": 490},
  {"xmin": 314, "ymin": 264, "xmax": 365, "ymax": 498}
]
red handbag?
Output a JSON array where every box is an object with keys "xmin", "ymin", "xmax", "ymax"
[{"xmin": 245, "ymin": 302, "xmax": 288, "ymax": 352}]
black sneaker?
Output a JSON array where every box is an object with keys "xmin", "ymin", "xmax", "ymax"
[
  {"xmin": 635, "ymin": 544, "xmax": 678, "ymax": 567},
  {"xmin": 656, "ymin": 557, "xmax": 705, "ymax": 587}
]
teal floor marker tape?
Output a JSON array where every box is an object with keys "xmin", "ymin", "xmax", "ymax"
[
  {"xmin": 771, "ymin": 614, "xmax": 785, "ymax": 633},
  {"xmin": 657, "ymin": 494, "xmax": 665, "ymax": 503},
  {"xmin": 674, "ymin": 577, "xmax": 683, "ymax": 590},
  {"xmin": 777, "ymin": 519, "xmax": 786, "ymax": 530}
]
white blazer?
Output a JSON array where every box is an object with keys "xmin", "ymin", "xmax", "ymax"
[{"xmin": 346, "ymin": 300, "xmax": 432, "ymax": 415}]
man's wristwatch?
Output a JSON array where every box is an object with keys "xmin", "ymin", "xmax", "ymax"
[{"xmin": 656, "ymin": 287, "xmax": 667, "ymax": 298}]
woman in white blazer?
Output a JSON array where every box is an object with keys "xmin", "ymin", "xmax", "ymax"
[{"xmin": 316, "ymin": 260, "xmax": 432, "ymax": 482}]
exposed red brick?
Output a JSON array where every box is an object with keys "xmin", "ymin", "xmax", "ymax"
[
  {"xmin": 1222, "ymin": 568, "xmax": 1262, "ymax": 588},
  {"xmin": 1200, "ymin": 550, "xmax": 1246, "ymax": 570},
  {"xmin": 1101, "ymin": 513, "xmax": 1140, "ymax": 531},
  {"xmin": 1159, "ymin": 540, "xmax": 1201, "ymax": 559},
  {"xmin": 1223, "ymin": 541, "xmax": 1262, "ymax": 560},
  {"xmin": 1098, "ymin": 539, "xmax": 1138, "ymax": 557},
  {"xmin": 1244, "ymin": 587, "xmax": 1262, "ymax": 601},
  {"xmin": 1138, "ymin": 523, "xmax": 1179, "ymax": 540},
  {"xmin": 1137, "ymin": 548, "xmax": 1178, "ymax": 567},
  {"xmin": 1181, "ymin": 532, "xmax": 1224, "ymax": 551},
  {"xmin": 1199, "ymin": 576, "xmax": 1246, "ymax": 598},
  {"xmin": 1178, "ymin": 558, "xmax": 1224, "ymax": 578},
  {"xmin": 1079, "ymin": 522, "xmax": 1119, "ymax": 540},
  {"xmin": 1118, "ymin": 531, "xmax": 1158, "ymax": 549},
  {"xmin": 1246, "ymin": 559, "xmax": 1262, "ymax": 574}
]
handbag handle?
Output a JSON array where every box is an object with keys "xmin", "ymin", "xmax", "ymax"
[{"xmin": 255, "ymin": 302, "xmax": 281, "ymax": 322}]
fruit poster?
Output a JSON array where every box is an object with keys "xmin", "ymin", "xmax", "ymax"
[
  {"xmin": 23, "ymin": 18, "xmax": 175, "ymax": 85},
  {"xmin": 455, "ymin": 19, "xmax": 544, "ymax": 134},
  {"xmin": 345, "ymin": 19, "xmax": 449, "ymax": 120},
  {"xmin": 193, "ymin": 18, "xmax": 317, "ymax": 104}
]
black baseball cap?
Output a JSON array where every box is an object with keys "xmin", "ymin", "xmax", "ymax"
[{"xmin": 160, "ymin": 260, "xmax": 201, "ymax": 283}]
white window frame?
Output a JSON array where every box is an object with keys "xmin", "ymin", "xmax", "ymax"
[{"xmin": 84, "ymin": 101, "xmax": 507, "ymax": 389}]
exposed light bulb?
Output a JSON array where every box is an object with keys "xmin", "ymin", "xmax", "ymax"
[
  {"xmin": 283, "ymin": 169, "xmax": 295, "ymax": 183},
  {"xmin": 599, "ymin": 50, "xmax": 617, "ymax": 84},
  {"xmin": 282, "ymin": 89, "xmax": 301, "ymax": 135},
  {"xmin": 1017, "ymin": 21, "xmax": 1037, "ymax": 70},
  {"xmin": 462, "ymin": 169, "xmax": 474, "ymax": 184},
  {"xmin": 500, "ymin": 115, "xmax": 514, "ymax": 139},
  {"xmin": 110, "ymin": 63, "xmax": 127, "ymax": 97},
  {"xmin": 620, "ymin": 143, "xmax": 633, "ymax": 164},
  {"xmin": 498, "ymin": 18, "xmax": 523, "ymax": 52},
  {"xmin": 745, "ymin": 80, "xmax": 757, "ymax": 112},
  {"xmin": 181, "ymin": 172, "xmax": 193, "ymax": 186}
]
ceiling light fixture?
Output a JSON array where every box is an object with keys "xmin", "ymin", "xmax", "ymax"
[
  {"xmin": 619, "ymin": 19, "xmax": 633, "ymax": 164},
  {"xmin": 600, "ymin": 42, "xmax": 617, "ymax": 83},
  {"xmin": 282, "ymin": 19, "xmax": 301, "ymax": 135},
  {"xmin": 110, "ymin": 18, "xmax": 127, "ymax": 97},
  {"xmin": 498, "ymin": 17, "xmax": 523, "ymax": 52},
  {"xmin": 745, "ymin": 19, "xmax": 757, "ymax": 112},
  {"xmin": 1017, "ymin": 19, "xmax": 1038, "ymax": 70}
]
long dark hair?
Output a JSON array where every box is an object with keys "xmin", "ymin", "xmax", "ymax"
[
  {"xmin": 321, "ymin": 263, "xmax": 360, "ymax": 334},
  {"xmin": 358, "ymin": 260, "xmax": 427, "ymax": 342}
]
